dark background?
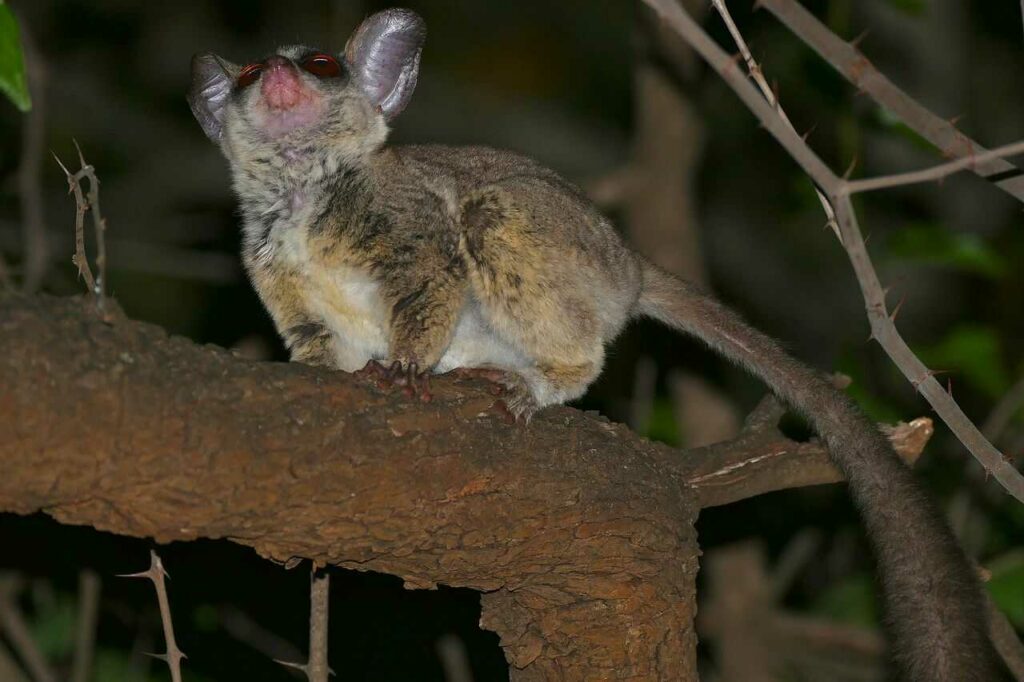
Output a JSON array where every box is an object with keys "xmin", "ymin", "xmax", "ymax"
[{"xmin": 1, "ymin": 1, "xmax": 1022, "ymax": 680}]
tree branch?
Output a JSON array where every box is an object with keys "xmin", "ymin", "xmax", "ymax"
[
  {"xmin": 757, "ymin": 0, "xmax": 1024, "ymax": 203},
  {"xmin": 638, "ymin": 0, "xmax": 1024, "ymax": 503},
  {"xmin": 0, "ymin": 293, "xmax": 933, "ymax": 680}
]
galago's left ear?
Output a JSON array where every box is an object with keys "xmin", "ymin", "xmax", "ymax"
[
  {"xmin": 187, "ymin": 53, "xmax": 238, "ymax": 142},
  {"xmin": 344, "ymin": 8, "xmax": 426, "ymax": 121}
]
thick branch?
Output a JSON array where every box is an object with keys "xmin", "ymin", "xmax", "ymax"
[
  {"xmin": 0, "ymin": 294, "xmax": 932, "ymax": 679},
  {"xmin": 0, "ymin": 294, "xmax": 699, "ymax": 681}
]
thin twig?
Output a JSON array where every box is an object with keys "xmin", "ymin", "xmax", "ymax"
[
  {"xmin": 0, "ymin": 576, "xmax": 57, "ymax": 682},
  {"xmin": 71, "ymin": 570, "xmax": 101, "ymax": 682},
  {"xmin": 843, "ymin": 140, "xmax": 1024, "ymax": 195},
  {"xmin": 53, "ymin": 153, "xmax": 94, "ymax": 294},
  {"xmin": 756, "ymin": 0, "xmax": 1024, "ymax": 204},
  {"xmin": 16, "ymin": 24, "xmax": 48, "ymax": 292},
  {"xmin": 76, "ymin": 141, "xmax": 107, "ymax": 298},
  {"xmin": 276, "ymin": 569, "xmax": 332, "ymax": 682},
  {"xmin": 119, "ymin": 551, "xmax": 185, "ymax": 682},
  {"xmin": 639, "ymin": 0, "xmax": 1024, "ymax": 503},
  {"xmin": 306, "ymin": 570, "xmax": 330, "ymax": 682},
  {"xmin": 710, "ymin": 0, "xmax": 840, "ymax": 239},
  {"xmin": 54, "ymin": 143, "xmax": 108, "ymax": 304}
]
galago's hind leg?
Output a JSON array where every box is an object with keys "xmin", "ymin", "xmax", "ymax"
[{"xmin": 457, "ymin": 182, "xmax": 626, "ymax": 420}]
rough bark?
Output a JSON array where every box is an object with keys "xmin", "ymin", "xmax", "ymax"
[{"xmin": 0, "ymin": 294, "xmax": 931, "ymax": 680}]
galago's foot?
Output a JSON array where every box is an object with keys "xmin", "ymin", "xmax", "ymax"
[
  {"xmin": 356, "ymin": 360, "xmax": 432, "ymax": 402},
  {"xmin": 445, "ymin": 367, "xmax": 538, "ymax": 421},
  {"xmin": 492, "ymin": 372, "xmax": 539, "ymax": 423}
]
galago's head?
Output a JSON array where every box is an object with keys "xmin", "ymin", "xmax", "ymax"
[{"xmin": 187, "ymin": 9, "xmax": 425, "ymax": 174}]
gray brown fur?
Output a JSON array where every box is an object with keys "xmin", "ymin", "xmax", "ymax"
[{"xmin": 188, "ymin": 9, "xmax": 1010, "ymax": 680}]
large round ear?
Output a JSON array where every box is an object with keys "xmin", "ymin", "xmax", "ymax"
[
  {"xmin": 344, "ymin": 8, "xmax": 426, "ymax": 121},
  {"xmin": 187, "ymin": 53, "xmax": 238, "ymax": 142}
]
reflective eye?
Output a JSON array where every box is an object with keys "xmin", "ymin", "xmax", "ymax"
[
  {"xmin": 301, "ymin": 54, "xmax": 342, "ymax": 78},
  {"xmin": 237, "ymin": 63, "xmax": 263, "ymax": 89}
]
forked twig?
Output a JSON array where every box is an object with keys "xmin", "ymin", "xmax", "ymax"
[
  {"xmin": 709, "ymin": 0, "xmax": 840, "ymax": 239},
  {"xmin": 756, "ymin": 0, "xmax": 1024, "ymax": 203},
  {"xmin": 639, "ymin": 0, "xmax": 1024, "ymax": 503},
  {"xmin": 53, "ymin": 141, "xmax": 108, "ymax": 304},
  {"xmin": 119, "ymin": 551, "xmax": 186, "ymax": 682}
]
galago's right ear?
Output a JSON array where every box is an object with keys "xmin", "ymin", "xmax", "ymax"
[{"xmin": 187, "ymin": 53, "xmax": 239, "ymax": 142}]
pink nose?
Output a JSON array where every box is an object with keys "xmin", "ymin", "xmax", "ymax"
[{"xmin": 261, "ymin": 57, "xmax": 303, "ymax": 110}]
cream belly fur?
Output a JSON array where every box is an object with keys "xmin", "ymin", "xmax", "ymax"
[{"xmin": 283, "ymin": 233, "xmax": 528, "ymax": 374}]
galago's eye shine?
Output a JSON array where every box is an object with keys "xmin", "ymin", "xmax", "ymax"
[
  {"xmin": 237, "ymin": 63, "xmax": 263, "ymax": 89},
  {"xmin": 301, "ymin": 54, "xmax": 343, "ymax": 78}
]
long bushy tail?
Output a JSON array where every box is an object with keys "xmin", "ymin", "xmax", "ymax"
[{"xmin": 637, "ymin": 263, "xmax": 1008, "ymax": 682}]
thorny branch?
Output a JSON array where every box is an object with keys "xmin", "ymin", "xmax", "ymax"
[
  {"xmin": 709, "ymin": 0, "xmax": 840, "ymax": 239},
  {"xmin": 120, "ymin": 551, "xmax": 186, "ymax": 682},
  {"xmin": 757, "ymin": 0, "xmax": 1024, "ymax": 203},
  {"xmin": 54, "ymin": 142, "xmax": 108, "ymax": 305},
  {"xmin": 843, "ymin": 140, "xmax": 1024, "ymax": 195},
  {"xmin": 640, "ymin": 0, "xmax": 1024, "ymax": 503}
]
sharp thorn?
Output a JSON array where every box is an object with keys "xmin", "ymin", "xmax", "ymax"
[
  {"xmin": 889, "ymin": 294, "xmax": 907, "ymax": 322},
  {"xmin": 52, "ymin": 151, "xmax": 72, "ymax": 178},
  {"xmin": 274, "ymin": 659, "xmax": 308, "ymax": 672},
  {"xmin": 843, "ymin": 156, "xmax": 858, "ymax": 180},
  {"xmin": 73, "ymin": 138, "xmax": 87, "ymax": 167},
  {"xmin": 850, "ymin": 29, "xmax": 869, "ymax": 49}
]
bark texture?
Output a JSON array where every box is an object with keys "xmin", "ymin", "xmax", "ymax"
[{"xmin": 0, "ymin": 294, "xmax": 931, "ymax": 681}]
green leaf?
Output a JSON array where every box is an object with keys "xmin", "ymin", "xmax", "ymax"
[
  {"xmin": 887, "ymin": 222, "xmax": 1007, "ymax": 279},
  {"xmin": 0, "ymin": 1, "xmax": 31, "ymax": 112},
  {"xmin": 917, "ymin": 325, "xmax": 1008, "ymax": 399}
]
